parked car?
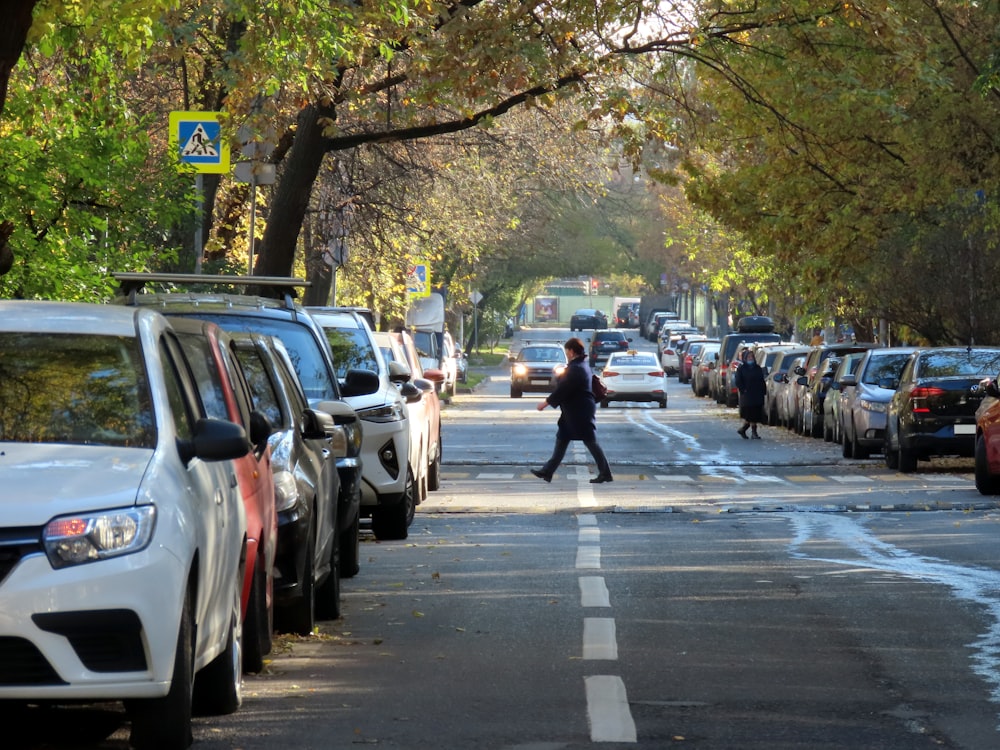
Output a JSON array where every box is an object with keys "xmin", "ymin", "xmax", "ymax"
[
  {"xmin": 170, "ymin": 318, "xmax": 278, "ymax": 674},
  {"xmin": 975, "ymin": 378, "xmax": 1000, "ymax": 494},
  {"xmin": 308, "ymin": 307, "xmax": 418, "ymax": 541},
  {"xmin": 885, "ymin": 347, "xmax": 1000, "ymax": 472},
  {"xmin": 598, "ymin": 350, "xmax": 667, "ymax": 408},
  {"xmin": 230, "ymin": 333, "xmax": 352, "ymax": 635},
  {"xmin": 839, "ymin": 347, "xmax": 919, "ymax": 459},
  {"xmin": 509, "ymin": 342, "xmax": 568, "ymax": 397},
  {"xmin": 589, "ymin": 330, "xmax": 632, "ymax": 370},
  {"xmin": 441, "ymin": 331, "xmax": 460, "ymax": 398},
  {"xmin": 800, "ymin": 356, "xmax": 844, "ymax": 438},
  {"xmin": 0, "ymin": 301, "xmax": 251, "ymax": 748},
  {"xmin": 692, "ymin": 341, "xmax": 721, "ymax": 398},
  {"xmin": 794, "ymin": 343, "xmax": 877, "ymax": 434},
  {"xmin": 115, "ymin": 272, "xmax": 365, "ymax": 624},
  {"xmin": 659, "ymin": 330, "xmax": 704, "ymax": 375},
  {"xmin": 775, "ymin": 353, "xmax": 809, "ymax": 429},
  {"xmin": 681, "ymin": 339, "xmax": 717, "ymax": 384},
  {"xmin": 763, "ymin": 347, "xmax": 811, "ymax": 426},
  {"xmin": 570, "ymin": 308, "xmax": 608, "ymax": 331},
  {"xmin": 386, "ymin": 329, "xmax": 444, "ymax": 517},
  {"xmin": 716, "ymin": 317, "xmax": 783, "ymax": 406},
  {"xmin": 824, "ymin": 351, "xmax": 866, "ymax": 443},
  {"xmin": 645, "ymin": 310, "xmax": 678, "ymax": 341},
  {"xmin": 615, "ymin": 302, "xmax": 639, "ymax": 328}
]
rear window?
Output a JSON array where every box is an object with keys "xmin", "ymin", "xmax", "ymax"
[
  {"xmin": 610, "ymin": 354, "xmax": 658, "ymax": 367},
  {"xmin": 862, "ymin": 353, "xmax": 913, "ymax": 385},
  {"xmin": 917, "ymin": 349, "xmax": 1000, "ymax": 379},
  {"xmin": 0, "ymin": 332, "xmax": 155, "ymax": 447},
  {"xmin": 322, "ymin": 326, "xmax": 380, "ymax": 378},
  {"xmin": 594, "ymin": 332, "xmax": 626, "ymax": 342}
]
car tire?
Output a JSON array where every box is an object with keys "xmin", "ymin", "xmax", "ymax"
[
  {"xmin": 242, "ymin": 553, "xmax": 271, "ymax": 674},
  {"xmin": 127, "ymin": 587, "xmax": 194, "ymax": 750},
  {"xmin": 276, "ymin": 532, "xmax": 315, "ymax": 635},
  {"xmin": 427, "ymin": 439, "xmax": 441, "ymax": 492},
  {"xmin": 372, "ymin": 466, "xmax": 414, "ymax": 541},
  {"xmin": 510, "ymin": 387, "xmax": 522, "ymax": 398},
  {"xmin": 897, "ymin": 440, "xmax": 918, "ymax": 473},
  {"xmin": 193, "ymin": 577, "xmax": 243, "ymax": 716},
  {"xmin": 659, "ymin": 399, "xmax": 667, "ymax": 409},
  {"xmin": 975, "ymin": 435, "xmax": 1000, "ymax": 495},
  {"xmin": 884, "ymin": 432, "xmax": 899, "ymax": 469},
  {"xmin": 842, "ymin": 425, "xmax": 853, "ymax": 458},
  {"xmin": 851, "ymin": 430, "xmax": 870, "ymax": 460},
  {"xmin": 315, "ymin": 522, "xmax": 342, "ymax": 621},
  {"xmin": 339, "ymin": 513, "xmax": 361, "ymax": 578}
]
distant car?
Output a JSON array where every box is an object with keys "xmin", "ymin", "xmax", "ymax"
[
  {"xmin": 763, "ymin": 347, "xmax": 810, "ymax": 426},
  {"xmin": 692, "ymin": 341, "xmax": 721, "ymax": 398},
  {"xmin": 229, "ymin": 333, "xmax": 349, "ymax": 635},
  {"xmin": 598, "ymin": 350, "xmax": 667, "ymax": 408},
  {"xmin": 680, "ymin": 339, "xmax": 716, "ymax": 384},
  {"xmin": 0, "ymin": 301, "xmax": 251, "ymax": 747},
  {"xmin": 615, "ymin": 302, "xmax": 639, "ymax": 328},
  {"xmin": 824, "ymin": 352, "xmax": 866, "ymax": 444},
  {"xmin": 795, "ymin": 343, "xmax": 877, "ymax": 434},
  {"xmin": 440, "ymin": 331, "xmax": 460, "ymax": 399},
  {"xmin": 509, "ymin": 343, "xmax": 568, "ymax": 397},
  {"xmin": 839, "ymin": 347, "xmax": 919, "ymax": 459},
  {"xmin": 716, "ymin": 317, "xmax": 782, "ymax": 406},
  {"xmin": 570, "ymin": 308, "xmax": 608, "ymax": 331},
  {"xmin": 170, "ymin": 318, "xmax": 279, "ymax": 674},
  {"xmin": 588, "ymin": 330, "xmax": 632, "ymax": 370},
  {"xmin": 885, "ymin": 347, "xmax": 1000, "ymax": 472}
]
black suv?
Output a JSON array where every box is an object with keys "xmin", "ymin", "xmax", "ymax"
[
  {"xmin": 588, "ymin": 330, "xmax": 632, "ymax": 369},
  {"xmin": 116, "ymin": 273, "xmax": 376, "ymax": 625}
]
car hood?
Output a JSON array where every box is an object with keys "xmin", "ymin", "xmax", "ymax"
[
  {"xmin": 0, "ymin": 443, "xmax": 152, "ymax": 526},
  {"xmin": 856, "ymin": 383, "xmax": 895, "ymax": 402}
]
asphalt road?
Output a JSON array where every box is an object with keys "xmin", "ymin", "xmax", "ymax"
[{"xmin": 16, "ymin": 327, "xmax": 1000, "ymax": 750}]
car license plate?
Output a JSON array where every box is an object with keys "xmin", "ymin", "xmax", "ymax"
[
  {"xmin": 531, "ymin": 379, "xmax": 549, "ymax": 385},
  {"xmin": 954, "ymin": 424, "xmax": 976, "ymax": 435},
  {"xmin": 623, "ymin": 374, "xmax": 643, "ymax": 381}
]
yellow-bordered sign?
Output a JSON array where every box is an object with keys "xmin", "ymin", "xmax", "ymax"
[{"xmin": 169, "ymin": 111, "xmax": 230, "ymax": 174}]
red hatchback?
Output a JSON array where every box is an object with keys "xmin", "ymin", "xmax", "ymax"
[{"xmin": 171, "ymin": 318, "xmax": 278, "ymax": 674}]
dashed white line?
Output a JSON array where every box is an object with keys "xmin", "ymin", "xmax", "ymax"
[
  {"xmin": 585, "ymin": 676, "xmax": 638, "ymax": 743},
  {"xmin": 580, "ymin": 576, "xmax": 611, "ymax": 607},
  {"xmin": 583, "ymin": 617, "xmax": 618, "ymax": 659}
]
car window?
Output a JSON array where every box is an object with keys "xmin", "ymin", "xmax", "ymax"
[
  {"xmin": 177, "ymin": 314, "xmax": 338, "ymax": 404},
  {"xmin": 234, "ymin": 345, "xmax": 285, "ymax": 428},
  {"xmin": 322, "ymin": 326, "xmax": 380, "ymax": 378},
  {"xmin": 175, "ymin": 332, "xmax": 231, "ymax": 423},
  {"xmin": 862, "ymin": 353, "xmax": 913, "ymax": 385},
  {"xmin": 159, "ymin": 338, "xmax": 197, "ymax": 443},
  {"xmin": 0, "ymin": 332, "xmax": 156, "ymax": 448},
  {"xmin": 917, "ymin": 349, "xmax": 1000, "ymax": 378},
  {"xmin": 521, "ymin": 347, "xmax": 563, "ymax": 362}
]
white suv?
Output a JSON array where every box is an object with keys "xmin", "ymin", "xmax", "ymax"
[
  {"xmin": 0, "ymin": 301, "xmax": 250, "ymax": 749},
  {"xmin": 308, "ymin": 308, "xmax": 416, "ymax": 540}
]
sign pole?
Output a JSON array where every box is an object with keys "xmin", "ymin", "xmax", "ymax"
[
  {"xmin": 194, "ymin": 174, "xmax": 204, "ymax": 274},
  {"xmin": 248, "ymin": 173, "xmax": 257, "ymax": 274}
]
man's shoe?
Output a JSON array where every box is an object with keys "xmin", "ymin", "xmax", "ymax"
[
  {"xmin": 737, "ymin": 426, "xmax": 749, "ymax": 439},
  {"xmin": 751, "ymin": 432, "xmax": 761, "ymax": 439},
  {"xmin": 530, "ymin": 469, "xmax": 553, "ymax": 483},
  {"xmin": 590, "ymin": 475, "xmax": 613, "ymax": 484}
]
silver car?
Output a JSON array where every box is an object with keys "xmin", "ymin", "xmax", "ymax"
[{"xmin": 840, "ymin": 347, "xmax": 919, "ymax": 459}]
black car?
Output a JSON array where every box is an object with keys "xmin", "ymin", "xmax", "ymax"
[
  {"xmin": 588, "ymin": 330, "xmax": 632, "ymax": 369},
  {"xmin": 885, "ymin": 346, "xmax": 1000, "ymax": 472},
  {"xmin": 115, "ymin": 272, "xmax": 374, "ymax": 627},
  {"xmin": 570, "ymin": 308, "xmax": 608, "ymax": 331}
]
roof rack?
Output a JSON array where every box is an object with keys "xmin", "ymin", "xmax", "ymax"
[{"xmin": 113, "ymin": 272, "xmax": 310, "ymax": 309}]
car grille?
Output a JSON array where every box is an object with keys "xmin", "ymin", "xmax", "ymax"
[
  {"xmin": 0, "ymin": 527, "xmax": 43, "ymax": 586},
  {"xmin": 523, "ymin": 366, "xmax": 556, "ymax": 379},
  {"xmin": 33, "ymin": 610, "xmax": 148, "ymax": 673},
  {"xmin": 0, "ymin": 637, "xmax": 67, "ymax": 685}
]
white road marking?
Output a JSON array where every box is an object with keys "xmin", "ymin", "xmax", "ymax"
[
  {"xmin": 579, "ymin": 527, "xmax": 601, "ymax": 544},
  {"xmin": 585, "ymin": 675, "xmax": 638, "ymax": 743},
  {"xmin": 580, "ymin": 576, "xmax": 611, "ymax": 608},
  {"xmin": 577, "ymin": 546, "xmax": 601, "ymax": 569},
  {"xmin": 583, "ymin": 617, "xmax": 618, "ymax": 660}
]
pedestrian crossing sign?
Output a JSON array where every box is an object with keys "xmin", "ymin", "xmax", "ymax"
[
  {"xmin": 169, "ymin": 111, "xmax": 230, "ymax": 174},
  {"xmin": 406, "ymin": 263, "xmax": 431, "ymax": 298}
]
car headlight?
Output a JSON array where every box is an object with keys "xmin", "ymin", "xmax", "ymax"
[
  {"xmin": 357, "ymin": 402, "xmax": 406, "ymax": 423},
  {"xmin": 43, "ymin": 506, "xmax": 156, "ymax": 568},
  {"xmin": 272, "ymin": 469, "xmax": 300, "ymax": 513},
  {"xmin": 860, "ymin": 399, "xmax": 887, "ymax": 413},
  {"xmin": 554, "ymin": 365, "xmax": 566, "ymax": 376},
  {"xmin": 513, "ymin": 364, "xmax": 528, "ymax": 376}
]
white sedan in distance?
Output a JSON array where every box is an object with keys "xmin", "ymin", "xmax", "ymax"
[{"xmin": 598, "ymin": 350, "xmax": 668, "ymax": 408}]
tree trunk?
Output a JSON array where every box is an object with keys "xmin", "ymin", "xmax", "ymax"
[{"xmin": 254, "ymin": 102, "xmax": 334, "ymax": 278}]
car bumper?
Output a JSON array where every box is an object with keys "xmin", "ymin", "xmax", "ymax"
[
  {"xmin": 336, "ymin": 457, "xmax": 362, "ymax": 531},
  {"xmin": 900, "ymin": 423, "xmax": 977, "ymax": 457},
  {"xmin": 855, "ymin": 410, "xmax": 888, "ymax": 447},
  {"xmin": 512, "ymin": 377, "xmax": 558, "ymax": 392},
  {"xmin": 604, "ymin": 385, "xmax": 667, "ymax": 404},
  {"xmin": 0, "ymin": 545, "xmax": 187, "ymax": 699},
  {"xmin": 274, "ymin": 505, "xmax": 311, "ymax": 605},
  {"xmin": 357, "ymin": 422, "xmax": 409, "ymax": 507}
]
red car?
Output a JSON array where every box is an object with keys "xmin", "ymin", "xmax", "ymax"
[{"xmin": 171, "ymin": 318, "xmax": 278, "ymax": 673}]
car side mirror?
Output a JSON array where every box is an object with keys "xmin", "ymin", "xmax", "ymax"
[
  {"xmin": 249, "ymin": 410, "xmax": 273, "ymax": 449},
  {"xmin": 387, "ymin": 360, "xmax": 411, "ymax": 384},
  {"xmin": 300, "ymin": 407, "xmax": 335, "ymax": 440},
  {"xmin": 796, "ymin": 376, "xmax": 809, "ymax": 386},
  {"xmin": 341, "ymin": 368, "xmax": 380, "ymax": 397},
  {"xmin": 400, "ymin": 381, "xmax": 423, "ymax": 403},
  {"xmin": 986, "ymin": 380, "xmax": 1000, "ymax": 399}
]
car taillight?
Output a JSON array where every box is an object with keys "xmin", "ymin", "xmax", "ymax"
[
  {"xmin": 649, "ymin": 371, "xmax": 665, "ymax": 378},
  {"xmin": 602, "ymin": 370, "xmax": 619, "ymax": 378},
  {"xmin": 909, "ymin": 386, "xmax": 945, "ymax": 413}
]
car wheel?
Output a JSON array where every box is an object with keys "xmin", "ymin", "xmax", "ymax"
[
  {"xmin": 427, "ymin": 439, "xmax": 441, "ymax": 492},
  {"xmin": 275, "ymin": 532, "xmax": 315, "ymax": 635},
  {"xmin": 241, "ymin": 553, "xmax": 272, "ymax": 674},
  {"xmin": 975, "ymin": 435, "xmax": 1000, "ymax": 495},
  {"xmin": 897, "ymin": 440, "xmax": 918, "ymax": 473},
  {"xmin": 127, "ymin": 587, "xmax": 194, "ymax": 750},
  {"xmin": 372, "ymin": 466, "xmax": 414, "ymax": 541},
  {"xmin": 659, "ymin": 399, "xmax": 667, "ymax": 409},
  {"xmin": 823, "ymin": 419, "xmax": 832, "ymax": 442},
  {"xmin": 510, "ymin": 387, "xmax": 522, "ymax": 398},
  {"xmin": 193, "ymin": 576, "xmax": 243, "ymax": 716},
  {"xmin": 851, "ymin": 430, "xmax": 870, "ymax": 460},
  {"xmin": 884, "ymin": 432, "xmax": 899, "ymax": 469},
  {"xmin": 339, "ymin": 513, "xmax": 361, "ymax": 578},
  {"xmin": 842, "ymin": 425, "xmax": 853, "ymax": 458},
  {"xmin": 315, "ymin": 522, "xmax": 342, "ymax": 621}
]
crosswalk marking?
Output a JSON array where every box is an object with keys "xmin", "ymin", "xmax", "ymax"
[{"xmin": 445, "ymin": 470, "xmax": 975, "ymax": 485}]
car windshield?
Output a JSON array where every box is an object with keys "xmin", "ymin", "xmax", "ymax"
[
  {"xmin": 862, "ymin": 353, "xmax": 913, "ymax": 385},
  {"xmin": 521, "ymin": 347, "xmax": 564, "ymax": 362},
  {"xmin": 918, "ymin": 349, "xmax": 1000, "ymax": 378},
  {"xmin": 177, "ymin": 314, "xmax": 337, "ymax": 403},
  {"xmin": 322, "ymin": 326, "xmax": 380, "ymax": 378},
  {"xmin": 0, "ymin": 332, "xmax": 155, "ymax": 447}
]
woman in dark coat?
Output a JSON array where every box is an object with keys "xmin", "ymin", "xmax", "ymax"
[
  {"xmin": 734, "ymin": 348, "xmax": 767, "ymax": 439},
  {"xmin": 531, "ymin": 338, "xmax": 613, "ymax": 483}
]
